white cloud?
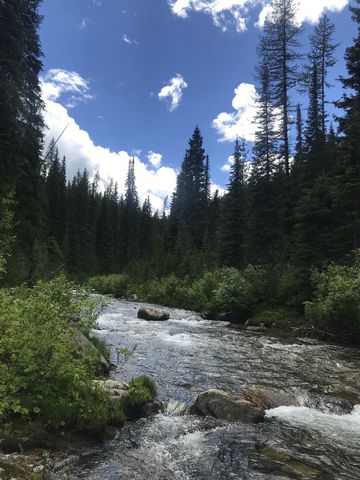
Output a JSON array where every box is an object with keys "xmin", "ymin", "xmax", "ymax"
[
  {"xmin": 41, "ymin": 70, "xmax": 177, "ymax": 212},
  {"xmin": 257, "ymin": 0, "xmax": 348, "ymax": 26},
  {"xmin": 169, "ymin": 0, "xmax": 348, "ymax": 32},
  {"xmin": 148, "ymin": 151, "xmax": 163, "ymax": 168},
  {"xmin": 221, "ymin": 155, "xmax": 235, "ymax": 172},
  {"xmin": 42, "ymin": 69, "xmax": 94, "ymax": 109},
  {"xmin": 168, "ymin": 0, "xmax": 250, "ymax": 32},
  {"xmin": 213, "ymin": 82, "xmax": 258, "ymax": 143},
  {"xmin": 122, "ymin": 34, "xmax": 138, "ymax": 45},
  {"xmin": 158, "ymin": 74, "xmax": 188, "ymax": 112}
]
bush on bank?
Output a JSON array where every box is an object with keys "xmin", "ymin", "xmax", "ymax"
[
  {"xmin": 0, "ymin": 276, "xmax": 109, "ymax": 433},
  {"xmin": 305, "ymin": 253, "xmax": 360, "ymax": 343}
]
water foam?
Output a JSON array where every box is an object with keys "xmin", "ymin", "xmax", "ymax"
[{"xmin": 266, "ymin": 405, "xmax": 360, "ymax": 448}]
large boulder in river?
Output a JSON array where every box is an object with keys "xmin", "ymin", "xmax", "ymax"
[
  {"xmin": 192, "ymin": 389, "xmax": 264, "ymax": 423},
  {"xmin": 241, "ymin": 387, "xmax": 299, "ymax": 410},
  {"xmin": 137, "ymin": 307, "xmax": 170, "ymax": 321}
]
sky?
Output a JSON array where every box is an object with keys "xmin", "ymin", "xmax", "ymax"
[{"xmin": 39, "ymin": 0, "xmax": 357, "ymax": 211}]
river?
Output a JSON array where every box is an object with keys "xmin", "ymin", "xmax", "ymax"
[{"xmin": 62, "ymin": 299, "xmax": 360, "ymax": 479}]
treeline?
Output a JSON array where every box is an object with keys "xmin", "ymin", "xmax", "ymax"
[{"xmin": 1, "ymin": 0, "xmax": 360, "ymax": 322}]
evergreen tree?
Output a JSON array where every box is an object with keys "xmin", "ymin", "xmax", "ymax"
[
  {"xmin": 295, "ymin": 103, "xmax": 303, "ymax": 159},
  {"xmin": 170, "ymin": 127, "xmax": 208, "ymax": 248},
  {"xmin": 309, "ymin": 13, "xmax": 338, "ymax": 137},
  {"xmin": 260, "ymin": 0, "xmax": 302, "ymax": 175},
  {"xmin": 45, "ymin": 146, "xmax": 66, "ymax": 249},
  {"xmin": 218, "ymin": 138, "xmax": 246, "ymax": 268},
  {"xmin": 121, "ymin": 158, "xmax": 140, "ymax": 266},
  {"xmin": 305, "ymin": 60, "xmax": 322, "ymax": 153},
  {"xmin": 334, "ymin": 0, "xmax": 360, "ymax": 253}
]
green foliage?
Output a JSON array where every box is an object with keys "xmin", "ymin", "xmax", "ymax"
[
  {"xmin": 137, "ymin": 274, "xmax": 196, "ymax": 309},
  {"xmin": 305, "ymin": 252, "xmax": 360, "ymax": 341},
  {"xmin": 211, "ymin": 266, "xmax": 268, "ymax": 315},
  {"xmin": 107, "ymin": 399, "xmax": 126, "ymax": 427},
  {"xmin": 90, "ymin": 336, "xmax": 111, "ymax": 364},
  {"xmin": 88, "ymin": 274, "xmax": 129, "ymax": 298},
  {"xmin": 0, "ymin": 276, "xmax": 109, "ymax": 433},
  {"xmin": 128, "ymin": 375, "xmax": 157, "ymax": 406},
  {"xmin": 250, "ymin": 307, "xmax": 300, "ymax": 328},
  {"xmin": 116, "ymin": 344, "xmax": 138, "ymax": 367}
]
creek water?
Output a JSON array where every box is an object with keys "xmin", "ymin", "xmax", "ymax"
[{"xmin": 64, "ymin": 299, "xmax": 360, "ymax": 479}]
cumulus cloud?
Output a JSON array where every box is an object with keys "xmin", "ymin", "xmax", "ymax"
[
  {"xmin": 213, "ymin": 82, "xmax": 258, "ymax": 143},
  {"xmin": 168, "ymin": 0, "xmax": 250, "ymax": 32},
  {"xmin": 168, "ymin": 0, "xmax": 348, "ymax": 32},
  {"xmin": 42, "ymin": 69, "xmax": 94, "ymax": 109},
  {"xmin": 158, "ymin": 74, "xmax": 188, "ymax": 112},
  {"xmin": 147, "ymin": 151, "xmax": 163, "ymax": 168},
  {"xmin": 122, "ymin": 34, "xmax": 138, "ymax": 45},
  {"xmin": 257, "ymin": 0, "xmax": 348, "ymax": 26},
  {"xmin": 221, "ymin": 155, "xmax": 235, "ymax": 172},
  {"xmin": 41, "ymin": 70, "xmax": 177, "ymax": 212}
]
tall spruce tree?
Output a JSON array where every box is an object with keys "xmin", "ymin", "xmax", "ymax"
[
  {"xmin": 170, "ymin": 127, "xmax": 208, "ymax": 248},
  {"xmin": 309, "ymin": 12, "xmax": 338, "ymax": 137},
  {"xmin": 218, "ymin": 138, "xmax": 246, "ymax": 268},
  {"xmin": 0, "ymin": 0, "xmax": 45, "ymax": 282},
  {"xmin": 260, "ymin": 0, "xmax": 302, "ymax": 176},
  {"xmin": 334, "ymin": 0, "xmax": 360, "ymax": 253}
]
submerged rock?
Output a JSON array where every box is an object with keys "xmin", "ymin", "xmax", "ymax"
[
  {"xmin": 249, "ymin": 447, "xmax": 325, "ymax": 479},
  {"xmin": 241, "ymin": 387, "xmax": 299, "ymax": 410},
  {"xmin": 141, "ymin": 399, "xmax": 164, "ymax": 417},
  {"xmin": 137, "ymin": 307, "xmax": 170, "ymax": 321},
  {"xmin": 191, "ymin": 389, "xmax": 264, "ymax": 423}
]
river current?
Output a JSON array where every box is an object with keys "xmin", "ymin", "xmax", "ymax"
[{"xmin": 64, "ymin": 299, "xmax": 360, "ymax": 479}]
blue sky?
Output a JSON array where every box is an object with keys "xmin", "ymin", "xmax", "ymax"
[{"xmin": 39, "ymin": 0, "xmax": 357, "ymax": 210}]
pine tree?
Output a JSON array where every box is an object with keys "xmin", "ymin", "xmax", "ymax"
[
  {"xmin": 309, "ymin": 13, "xmax": 338, "ymax": 137},
  {"xmin": 295, "ymin": 103, "xmax": 303, "ymax": 159},
  {"xmin": 253, "ymin": 60, "xmax": 278, "ymax": 181},
  {"xmin": 45, "ymin": 146, "xmax": 66, "ymax": 249},
  {"xmin": 218, "ymin": 138, "xmax": 246, "ymax": 267},
  {"xmin": 260, "ymin": 0, "xmax": 302, "ymax": 175},
  {"xmin": 121, "ymin": 158, "xmax": 140, "ymax": 266},
  {"xmin": 170, "ymin": 127, "xmax": 208, "ymax": 248},
  {"xmin": 305, "ymin": 60, "xmax": 322, "ymax": 153},
  {"xmin": 0, "ymin": 0, "xmax": 45, "ymax": 283},
  {"xmin": 334, "ymin": 0, "xmax": 360, "ymax": 253}
]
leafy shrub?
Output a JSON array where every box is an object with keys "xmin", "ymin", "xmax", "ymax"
[
  {"xmin": 305, "ymin": 253, "xmax": 360, "ymax": 341},
  {"xmin": 88, "ymin": 274, "xmax": 129, "ymax": 298},
  {"xmin": 137, "ymin": 274, "xmax": 195, "ymax": 309},
  {"xmin": 90, "ymin": 336, "xmax": 111, "ymax": 364},
  {"xmin": 249, "ymin": 307, "xmax": 300, "ymax": 328},
  {"xmin": 0, "ymin": 276, "xmax": 109, "ymax": 433},
  {"xmin": 210, "ymin": 266, "xmax": 267, "ymax": 317},
  {"xmin": 107, "ymin": 399, "xmax": 126, "ymax": 427},
  {"xmin": 128, "ymin": 375, "xmax": 157, "ymax": 406}
]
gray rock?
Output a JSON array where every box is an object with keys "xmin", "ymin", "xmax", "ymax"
[
  {"xmin": 192, "ymin": 389, "xmax": 264, "ymax": 423},
  {"xmin": 241, "ymin": 387, "xmax": 299, "ymax": 410},
  {"xmin": 73, "ymin": 329, "xmax": 109, "ymax": 372},
  {"xmin": 141, "ymin": 400, "xmax": 164, "ymax": 417},
  {"xmin": 128, "ymin": 294, "xmax": 138, "ymax": 301},
  {"xmin": 137, "ymin": 307, "xmax": 170, "ymax": 321},
  {"xmin": 93, "ymin": 379, "xmax": 129, "ymax": 407},
  {"xmin": 246, "ymin": 325, "xmax": 266, "ymax": 332}
]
